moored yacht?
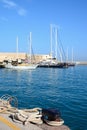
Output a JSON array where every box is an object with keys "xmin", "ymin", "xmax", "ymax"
[{"xmin": 4, "ymin": 32, "xmax": 38, "ymax": 70}]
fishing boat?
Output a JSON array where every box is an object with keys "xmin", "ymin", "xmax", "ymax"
[{"xmin": 5, "ymin": 32, "xmax": 38, "ymax": 70}]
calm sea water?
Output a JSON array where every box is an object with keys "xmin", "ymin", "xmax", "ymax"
[{"xmin": 0, "ymin": 66, "xmax": 87, "ymax": 130}]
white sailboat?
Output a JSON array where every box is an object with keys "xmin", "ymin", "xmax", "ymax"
[
  {"xmin": 5, "ymin": 32, "xmax": 38, "ymax": 70},
  {"xmin": 5, "ymin": 63, "xmax": 38, "ymax": 70}
]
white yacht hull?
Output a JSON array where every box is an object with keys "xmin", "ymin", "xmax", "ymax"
[{"xmin": 5, "ymin": 63, "xmax": 38, "ymax": 70}]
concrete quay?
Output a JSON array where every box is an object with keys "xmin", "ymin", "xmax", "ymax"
[{"xmin": 0, "ymin": 113, "xmax": 70, "ymax": 130}]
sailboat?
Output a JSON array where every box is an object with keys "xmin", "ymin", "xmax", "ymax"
[
  {"xmin": 38, "ymin": 24, "xmax": 68, "ymax": 68},
  {"xmin": 5, "ymin": 32, "xmax": 38, "ymax": 70}
]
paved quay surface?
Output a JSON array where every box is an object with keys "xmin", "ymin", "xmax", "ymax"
[{"xmin": 0, "ymin": 113, "xmax": 70, "ymax": 130}]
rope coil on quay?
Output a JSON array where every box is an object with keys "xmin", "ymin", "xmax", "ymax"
[{"xmin": 0, "ymin": 94, "xmax": 65, "ymax": 127}]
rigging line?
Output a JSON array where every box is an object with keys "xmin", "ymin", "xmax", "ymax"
[
  {"xmin": 31, "ymin": 46, "xmax": 36, "ymax": 62},
  {"xmin": 58, "ymin": 32, "xmax": 66, "ymax": 61}
]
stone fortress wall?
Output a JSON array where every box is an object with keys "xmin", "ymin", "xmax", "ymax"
[{"xmin": 0, "ymin": 53, "xmax": 51, "ymax": 63}]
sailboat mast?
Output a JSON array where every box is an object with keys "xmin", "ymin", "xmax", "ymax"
[
  {"xmin": 66, "ymin": 47, "xmax": 69, "ymax": 62},
  {"xmin": 60, "ymin": 47, "xmax": 63, "ymax": 62},
  {"xmin": 55, "ymin": 27, "xmax": 58, "ymax": 60},
  {"xmin": 29, "ymin": 32, "xmax": 32, "ymax": 63},
  {"xmin": 16, "ymin": 36, "xmax": 18, "ymax": 60},
  {"xmin": 50, "ymin": 24, "xmax": 52, "ymax": 59},
  {"xmin": 72, "ymin": 47, "xmax": 73, "ymax": 63}
]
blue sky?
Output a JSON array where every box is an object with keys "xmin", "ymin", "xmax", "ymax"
[{"xmin": 0, "ymin": 0, "xmax": 87, "ymax": 61}]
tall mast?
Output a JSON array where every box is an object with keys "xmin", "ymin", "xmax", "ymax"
[
  {"xmin": 66, "ymin": 47, "xmax": 68, "ymax": 62},
  {"xmin": 60, "ymin": 47, "xmax": 63, "ymax": 62},
  {"xmin": 55, "ymin": 27, "xmax": 58, "ymax": 60},
  {"xmin": 16, "ymin": 36, "xmax": 18, "ymax": 59},
  {"xmin": 72, "ymin": 47, "xmax": 73, "ymax": 63},
  {"xmin": 50, "ymin": 24, "xmax": 52, "ymax": 59},
  {"xmin": 29, "ymin": 32, "xmax": 32, "ymax": 63}
]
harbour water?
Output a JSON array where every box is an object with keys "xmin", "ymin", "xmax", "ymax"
[{"xmin": 0, "ymin": 66, "xmax": 87, "ymax": 130}]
